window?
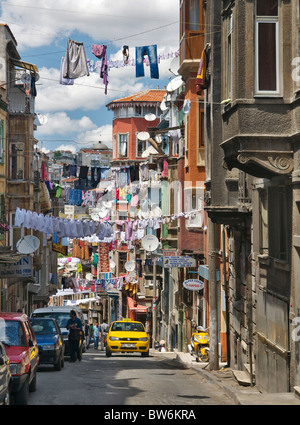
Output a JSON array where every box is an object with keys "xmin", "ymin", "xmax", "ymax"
[
  {"xmin": 259, "ymin": 189, "xmax": 268, "ymax": 255},
  {"xmin": 137, "ymin": 138, "xmax": 148, "ymax": 157},
  {"xmin": 135, "ymin": 105, "xmax": 142, "ymax": 116},
  {"xmin": 118, "ymin": 251, "xmax": 128, "ymax": 274},
  {"xmin": 255, "ymin": 0, "xmax": 280, "ymax": 94},
  {"xmin": 268, "ymin": 185, "xmax": 291, "ymax": 261},
  {"xmin": 227, "ymin": 14, "xmax": 233, "ymax": 99},
  {"xmin": 10, "ymin": 143, "xmax": 24, "ymax": 179},
  {"xmin": 185, "ymin": 187, "xmax": 205, "ymax": 228},
  {"xmin": 118, "ymin": 134, "xmax": 128, "ymax": 158},
  {"xmin": 189, "ymin": 0, "xmax": 200, "ymax": 31}
]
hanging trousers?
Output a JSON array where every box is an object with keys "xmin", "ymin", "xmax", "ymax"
[{"xmin": 135, "ymin": 45, "xmax": 159, "ymax": 79}]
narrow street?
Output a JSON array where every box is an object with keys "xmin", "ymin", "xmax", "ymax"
[{"xmin": 28, "ymin": 349, "xmax": 234, "ymax": 406}]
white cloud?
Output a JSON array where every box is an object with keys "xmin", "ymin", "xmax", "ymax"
[
  {"xmin": 53, "ymin": 144, "xmax": 77, "ymax": 154},
  {"xmin": 35, "ymin": 111, "xmax": 97, "ymax": 136},
  {"xmin": 1, "ymin": 1, "xmax": 179, "ymax": 151},
  {"xmin": 76, "ymin": 124, "xmax": 113, "ymax": 149},
  {"xmin": 0, "ymin": 0, "xmax": 179, "ymax": 50}
]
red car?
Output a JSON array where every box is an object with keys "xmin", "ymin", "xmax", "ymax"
[{"xmin": 0, "ymin": 313, "xmax": 39, "ymax": 405}]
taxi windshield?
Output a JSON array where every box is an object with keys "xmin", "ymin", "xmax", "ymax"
[{"xmin": 111, "ymin": 322, "xmax": 144, "ymax": 332}]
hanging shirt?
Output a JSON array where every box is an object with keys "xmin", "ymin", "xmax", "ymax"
[{"xmin": 60, "ymin": 57, "xmax": 74, "ymax": 85}]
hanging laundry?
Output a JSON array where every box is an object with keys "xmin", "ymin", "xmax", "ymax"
[
  {"xmin": 40, "ymin": 161, "xmax": 49, "ymax": 181},
  {"xmin": 196, "ymin": 45, "xmax": 209, "ymax": 94},
  {"xmin": 136, "ymin": 45, "xmax": 159, "ymax": 79},
  {"xmin": 91, "ymin": 44, "xmax": 109, "ymax": 95},
  {"xmin": 120, "ymin": 167, "xmax": 129, "ymax": 187},
  {"xmin": 69, "ymin": 164, "xmax": 77, "ymax": 177},
  {"xmin": 183, "ymin": 99, "xmax": 191, "ymax": 115},
  {"xmin": 62, "ymin": 164, "xmax": 70, "ymax": 178},
  {"xmin": 139, "ymin": 162, "xmax": 150, "ymax": 181},
  {"xmin": 129, "ymin": 164, "xmax": 139, "ymax": 183},
  {"xmin": 30, "ymin": 74, "xmax": 37, "ymax": 97},
  {"xmin": 63, "ymin": 38, "xmax": 90, "ymax": 79},
  {"xmin": 78, "ymin": 165, "xmax": 89, "ymax": 189},
  {"xmin": 122, "ymin": 45, "xmax": 129, "ymax": 64},
  {"xmin": 60, "ymin": 57, "xmax": 74, "ymax": 85},
  {"xmin": 161, "ymin": 159, "xmax": 169, "ymax": 178}
]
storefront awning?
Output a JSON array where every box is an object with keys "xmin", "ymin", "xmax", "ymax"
[
  {"xmin": 127, "ymin": 296, "xmax": 147, "ymax": 313},
  {"xmin": 10, "ymin": 59, "xmax": 38, "ymax": 74}
]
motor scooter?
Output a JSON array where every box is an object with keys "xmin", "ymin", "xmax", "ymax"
[{"xmin": 188, "ymin": 326, "xmax": 210, "ymax": 362}]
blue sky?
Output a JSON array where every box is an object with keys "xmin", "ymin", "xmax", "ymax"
[{"xmin": 0, "ymin": 0, "xmax": 179, "ymax": 153}]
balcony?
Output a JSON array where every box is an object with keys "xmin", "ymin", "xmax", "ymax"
[{"xmin": 220, "ymin": 134, "xmax": 294, "ymax": 179}]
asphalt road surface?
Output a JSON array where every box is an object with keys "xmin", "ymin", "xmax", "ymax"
[{"xmin": 28, "ymin": 348, "xmax": 233, "ymax": 406}]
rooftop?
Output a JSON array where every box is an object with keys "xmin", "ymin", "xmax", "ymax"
[{"xmin": 107, "ymin": 89, "xmax": 166, "ymax": 109}]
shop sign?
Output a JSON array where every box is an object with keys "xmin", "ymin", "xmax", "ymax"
[
  {"xmin": 0, "ymin": 256, "xmax": 33, "ymax": 279},
  {"xmin": 183, "ymin": 279, "xmax": 204, "ymax": 291},
  {"xmin": 163, "ymin": 255, "xmax": 196, "ymax": 268}
]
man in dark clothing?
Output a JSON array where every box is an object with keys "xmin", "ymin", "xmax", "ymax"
[{"xmin": 67, "ymin": 310, "xmax": 83, "ymax": 362}]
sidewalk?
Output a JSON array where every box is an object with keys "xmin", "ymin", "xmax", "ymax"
[{"xmin": 150, "ymin": 349, "xmax": 300, "ymax": 405}]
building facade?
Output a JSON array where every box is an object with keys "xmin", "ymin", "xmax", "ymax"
[{"xmin": 205, "ymin": 0, "xmax": 300, "ymax": 392}]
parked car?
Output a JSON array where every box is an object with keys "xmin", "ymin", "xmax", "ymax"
[
  {"xmin": 106, "ymin": 319, "xmax": 149, "ymax": 357},
  {"xmin": 30, "ymin": 318, "xmax": 65, "ymax": 371},
  {"xmin": 0, "ymin": 313, "xmax": 39, "ymax": 405},
  {"xmin": 31, "ymin": 306, "xmax": 85, "ymax": 357},
  {"xmin": 0, "ymin": 341, "xmax": 11, "ymax": 405}
]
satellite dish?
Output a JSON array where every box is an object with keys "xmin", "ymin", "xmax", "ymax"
[
  {"xmin": 169, "ymin": 56, "xmax": 180, "ymax": 76},
  {"xmin": 16, "ymin": 235, "xmax": 40, "ymax": 254},
  {"xmin": 137, "ymin": 131, "xmax": 150, "ymax": 141},
  {"xmin": 144, "ymin": 113, "xmax": 156, "ymax": 122},
  {"xmin": 142, "ymin": 145, "xmax": 159, "ymax": 158},
  {"xmin": 21, "ymin": 73, "xmax": 31, "ymax": 84},
  {"xmin": 160, "ymin": 95, "xmax": 169, "ymax": 112},
  {"xmin": 99, "ymin": 207, "xmax": 109, "ymax": 218},
  {"xmin": 109, "ymin": 260, "xmax": 116, "ymax": 270},
  {"xmin": 167, "ymin": 76, "xmax": 184, "ymax": 92},
  {"xmin": 125, "ymin": 260, "xmax": 135, "ymax": 272},
  {"xmin": 142, "ymin": 235, "xmax": 159, "ymax": 252},
  {"xmin": 34, "ymin": 114, "xmax": 48, "ymax": 126},
  {"xmin": 33, "ymin": 73, "xmax": 40, "ymax": 82}
]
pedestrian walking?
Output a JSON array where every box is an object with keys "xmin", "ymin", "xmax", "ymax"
[
  {"xmin": 67, "ymin": 310, "xmax": 83, "ymax": 362},
  {"xmin": 85, "ymin": 320, "xmax": 90, "ymax": 349},
  {"xmin": 93, "ymin": 322, "xmax": 100, "ymax": 349},
  {"xmin": 100, "ymin": 319, "xmax": 109, "ymax": 351}
]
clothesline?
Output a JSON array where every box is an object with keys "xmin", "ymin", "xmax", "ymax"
[
  {"xmin": 87, "ymin": 50, "xmax": 179, "ymax": 72},
  {"xmin": 14, "ymin": 206, "xmax": 204, "ymax": 242},
  {"xmin": 61, "ymin": 39, "xmax": 162, "ymax": 94}
]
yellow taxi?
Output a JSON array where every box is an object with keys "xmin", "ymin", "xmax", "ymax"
[{"xmin": 106, "ymin": 319, "xmax": 149, "ymax": 357}]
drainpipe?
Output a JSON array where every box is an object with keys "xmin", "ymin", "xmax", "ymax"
[
  {"xmin": 223, "ymin": 225, "xmax": 230, "ymax": 367},
  {"xmin": 209, "ymin": 219, "xmax": 219, "ymax": 370}
]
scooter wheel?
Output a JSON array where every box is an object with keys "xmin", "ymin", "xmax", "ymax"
[{"xmin": 196, "ymin": 346, "xmax": 201, "ymax": 362}]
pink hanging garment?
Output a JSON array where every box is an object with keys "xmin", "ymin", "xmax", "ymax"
[{"xmin": 92, "ymin": 44, "xmax": 108, "ymax": 94}]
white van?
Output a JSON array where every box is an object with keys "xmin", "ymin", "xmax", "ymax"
[{"xmin": 30, "ymin": 306, "xmax": 86, "ymax": 357}]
